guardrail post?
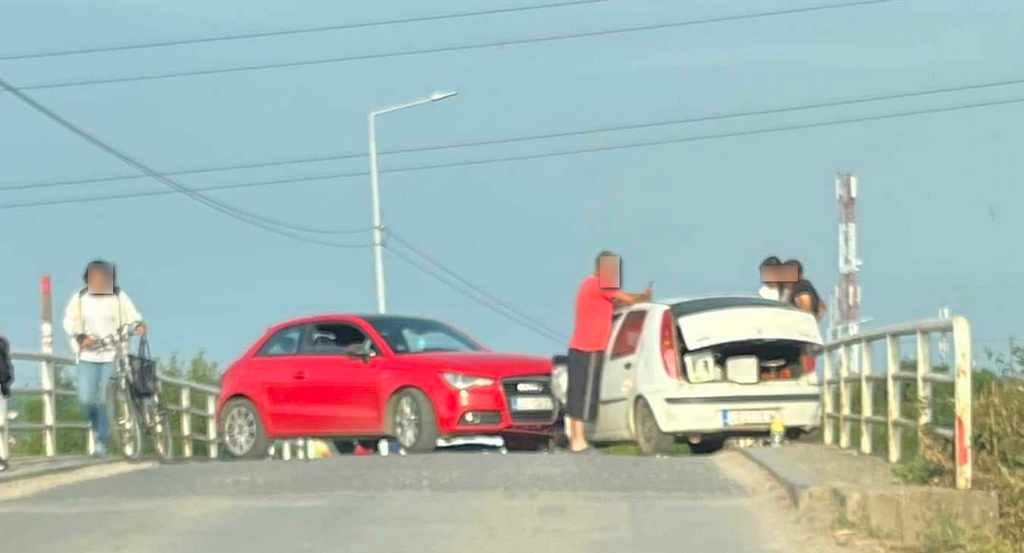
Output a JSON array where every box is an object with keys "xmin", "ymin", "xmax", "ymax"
[
  {"xmin": 951, "ymin": 317, "xmax": 972, "ymax": 490},
  {"xmin": 838, "ymin": 344, "xmax": 851, "ymax": 449},
  {"xmin": 916, "ymin": 331, "xmax": 933, "ymax": 442},
  {"xmin": 0, "ymin": 395, "xmax": 9, "ymax": 461},
  {"xmin": 822, "ymin": 349, "xmax": 834, "ymax": 446},
  {"xmin": 860, "ymin": 339, "xmax": 874, "ymax": 455},
  {"xmin": 206, "ymin": 394, "xmax": 218, "ymax": 459},
  {"xmin": 40, "ymin": 274, "xmax": 57, "ymax": 457},
  {"xmin": 886, "ymin": 335, "xmax": 902, "ymax": 463},
  {"xmin": 180, "ymin": 387, "xmax": 193, "ymax": 459}
]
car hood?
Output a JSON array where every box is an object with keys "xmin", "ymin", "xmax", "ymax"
[
  {"xmin": 392, "ymin": 351, "xmax": 553, "ymax": 378},
  {"xmin": 678, "ymin": 305, "xmax": 823, "ymax": 350}
]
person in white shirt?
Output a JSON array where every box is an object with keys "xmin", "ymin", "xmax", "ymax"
[
  {"xmin": 62, "ymin": 260, "xmax": 146, "ymax": 456},
  {"xmin": 758, "ymin": 256, "xmax": 784, "ymax": 301}
]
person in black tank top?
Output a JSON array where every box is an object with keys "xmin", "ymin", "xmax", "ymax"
[{"xmin": 784, "ymin": 260, "xmax": 826, "ymax": 321}]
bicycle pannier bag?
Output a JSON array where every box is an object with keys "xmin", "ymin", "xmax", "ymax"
[{"xmin": 129, "ymin": 336, "xmax": 158, "ymax": 397}]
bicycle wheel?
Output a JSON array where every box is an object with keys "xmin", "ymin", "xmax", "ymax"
[
  {"xmin": 109, "ymin": 380, "xmax": 144, "ymax": 461},
  {"xmin": 146, "ymin": 399, "xmax": 174, "ymax": 462}
]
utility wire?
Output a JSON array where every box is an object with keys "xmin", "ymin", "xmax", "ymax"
[
  {"xmin": 13, "ymin": 0, "xmax": 893, "ymax": 91},
  {"xmin": 0, "ymin": 74, "xmax": 371, "ymax": 244},
  {"xmin": 7, "ymin": 72, "xmax": 1022, "ymax": 194},
  {"xmin": 5, "ymin": 93, "xmax": 1024, "ymax": 211},
  {"xmin": 384, "ymin": 244, "xmax": 565, "ymax": 344},
  {"xmin": 0, "ymin": 1, "xmax": 608, "ymax": 61},
  {"xmin": 388, "ymin": 229, "xmax": 567, "ymax": 340}
]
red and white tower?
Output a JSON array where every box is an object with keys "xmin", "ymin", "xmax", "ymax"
[{"xmin": 833, "ymin": 173, "xmax": 862, "ymax": 341}]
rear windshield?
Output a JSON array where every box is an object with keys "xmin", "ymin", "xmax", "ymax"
[{"xmin": 670, "ymin": 297, "xmax": 797, "ymax": 318}]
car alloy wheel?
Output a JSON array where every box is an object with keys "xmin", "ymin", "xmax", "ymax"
[
  {"xmin": 224, "ymin": 404, "xmax": 257, "ymax": 457},
  {"xmin": 394, "ymin": 395, "xmax": 420, "ymax": 449}
]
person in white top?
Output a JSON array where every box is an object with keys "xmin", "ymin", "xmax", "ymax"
[
  {"xmin": 62, "ymin": 260, "xmax": 146, "ymax": 456},
  {"xmin": 758, "ymin": 256, "xmax": 784, "ymax": 301}
]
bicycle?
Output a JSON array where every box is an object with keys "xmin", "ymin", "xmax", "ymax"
[{"xmin": 93, "ymin": 322, "xmax": 173, "ymax": 462}]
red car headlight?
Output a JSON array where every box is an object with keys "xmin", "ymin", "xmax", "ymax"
[{"xmin": 441, "ymin": 372, "xmax": 495, "ymax": 390}]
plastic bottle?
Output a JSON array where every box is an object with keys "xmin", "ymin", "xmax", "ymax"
[{"xmin": 770, "ymin": 415, "xmax": 785, "ymax": 447}]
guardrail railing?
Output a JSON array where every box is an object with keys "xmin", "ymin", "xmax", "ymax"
[
  {"xmin": 158, "ymin": 376, "xmax": 220, "ymax": 460},
  {"xmin": 1, "ymin": 350, "xmax": 222, "ymax": 461},
  {"xmin": 821, "ymin": 316, "xmax": 972, "ymax": 489},
  {"xmin": 1, "ymin": 351, "xmax": 96, "ymax": 457}
]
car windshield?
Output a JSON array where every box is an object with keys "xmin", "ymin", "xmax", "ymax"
[{"xmin": 363, "ymin": 316, "xmax": 484, "ymax": 354}]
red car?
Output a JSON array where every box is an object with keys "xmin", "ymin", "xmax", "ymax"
[{"xmin": 217, "ymin": 314, "xmax": 558, "ymax": 458}]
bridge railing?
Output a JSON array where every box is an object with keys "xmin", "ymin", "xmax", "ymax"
[
  {"xmin": 820, "ymin": 316, "xmax": 972, "ymax": 489},
  {"xmin": 1, "ymin": 351, "xmax": 95, "ymax": 457},
  {"xmin": 158, "ymin": 376, "xmax": 220, "ymax": 460},
  {"xmin": 1, "ymin": 350, "xmax": 221, "ymax": 461}
]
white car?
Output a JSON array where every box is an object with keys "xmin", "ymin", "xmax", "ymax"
[{"xmin": 553, "ymin": 296, "xmax": 823, "ymax": 455}]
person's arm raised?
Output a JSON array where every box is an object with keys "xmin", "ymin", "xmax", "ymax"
[{"xmin": 612, "ymin": 288, "xmax": 653, "ymax": 306}]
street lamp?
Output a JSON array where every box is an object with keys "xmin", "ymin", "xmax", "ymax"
[{"xmin": 368, "ymin": 91, "xmax": 458, "ymax": 313}]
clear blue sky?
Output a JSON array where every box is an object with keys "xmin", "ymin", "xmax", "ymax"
[{"xmin": 2, "ymin": 0, "xmax": 1022, "ymax": 378}]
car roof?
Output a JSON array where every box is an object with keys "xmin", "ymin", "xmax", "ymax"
[{"xmin": 265, "ymin": 313, "xmax": 442, "ymax": 333}]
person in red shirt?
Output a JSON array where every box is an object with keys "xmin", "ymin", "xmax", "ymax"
[{"xmin": 566, "ymin": 251, "xmax": 651, "ymax": 453}]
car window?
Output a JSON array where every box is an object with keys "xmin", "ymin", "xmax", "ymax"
[
  {"xmin": 610, "ymin": 310, "xmax": 647, "ymax": 359},
  {"xmin": 299, "ymin": 323, "xmax": 374, "ymax": 356},
  {"xmin": 363, "ymin": 316, "xmax": 483, "ymax": 354},
  {"xmin": 257, "ymin": 325, "xmax": 304, "ymax": 357},
  {"xmin": 399, "ymin": 328, "xmax": 468, "ymax": 353}
]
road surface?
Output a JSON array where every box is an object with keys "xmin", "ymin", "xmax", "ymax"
[{"xmin": 0, "ymin": 450, "xmax": 841, "ymax": 553}]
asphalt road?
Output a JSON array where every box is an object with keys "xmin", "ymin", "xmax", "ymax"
[{"xmin": 0, "ymin": 450, "xmax": 836, "ymax": 553}]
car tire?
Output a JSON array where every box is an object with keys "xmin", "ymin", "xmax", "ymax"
[
  {"xmin": 634, "ymin": 397, "xmax": 674, "ymax": 456},
  {"xmin": 219, "ymin": 398, "xmax": 269, "ymax": 460},
  {"xmin": 390, "ymin": 388, "xmax": 439, "ymax": 454}
]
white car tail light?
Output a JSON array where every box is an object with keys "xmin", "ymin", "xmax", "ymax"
[{"xmin": 660, "ymin": 310, "xmax": 680, "ymax": 379}]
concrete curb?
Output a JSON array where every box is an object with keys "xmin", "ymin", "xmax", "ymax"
[
  {"xmin": 736, "ymin": 447, "xmax": 1000, "ymax": 548},
  {"xmin": 735, "ymin": 447, "xmax": 838, "ymax": 511}
]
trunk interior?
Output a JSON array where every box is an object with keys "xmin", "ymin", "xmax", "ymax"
[{"xmin": 680, "ymin": 335, "xmax": 808, "ymax": 383}]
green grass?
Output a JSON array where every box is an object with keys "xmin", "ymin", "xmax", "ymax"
[{"xmin": 597, "ymin": 442, "xmax": 693, "ymax": 456}]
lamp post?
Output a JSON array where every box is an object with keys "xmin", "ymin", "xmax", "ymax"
[{"xmin": 368, "ymin": 91, "xmax": 457, "ymax": 313}]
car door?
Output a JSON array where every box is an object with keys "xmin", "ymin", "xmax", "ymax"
[
  {"xmin": 292, "ymin": 322, "xmax": 382, "ymax": 435},
  {"xmin": 596, "ymin": 309, "xmax": 648, "ymax": 440},
  {"xmin": 251, "ymin": 324, "xmax": 307, "ymax": 435}
]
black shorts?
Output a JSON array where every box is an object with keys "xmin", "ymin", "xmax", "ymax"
[{"xmin": 565, "ymin": 348, "xmax": 604, "ymax": 422}]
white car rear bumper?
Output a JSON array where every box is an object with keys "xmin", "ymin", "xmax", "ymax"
[{"xmin": 646, "ymin": 391, "xmax": 821, "ymax": 435}]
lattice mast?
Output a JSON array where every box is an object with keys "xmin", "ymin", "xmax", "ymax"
[{"xmin": 833, "ymin": 173, "xmax": 862, "ymax": 340}]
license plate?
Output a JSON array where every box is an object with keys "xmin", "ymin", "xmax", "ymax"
[
  {"xmin": 511, "ymin": 396, "xmax": 553, "ymax": 411},
  {"xmin": 722, "ymin": 409, "xmax": 775, "ymax": 426}
]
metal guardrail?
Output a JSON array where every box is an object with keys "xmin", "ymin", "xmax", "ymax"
[
  {"xmin": 1, "ymin": 351, "xmax": 95, "ymax": 457},
  {"xmin": 821, "ymin": 316, "xmax": 972, "ymax": 489},
  {"xmin": 157, "ymin": 376, "xmax": 220, "ymax": 460},
  {"xmin": 1, "ymin": 351, "xmax": 222, "ymax": 461}
]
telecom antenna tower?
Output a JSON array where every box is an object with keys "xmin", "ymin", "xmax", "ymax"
[{"xmin": 833, "ymin": 173, "xmax": 863, "ymax": 345}]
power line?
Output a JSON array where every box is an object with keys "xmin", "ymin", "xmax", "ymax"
[
  {"xmin": 5, "ymin": 92, "xmax": 1024, "ymax": 211},
  {"xmin": 0, "ymin": 74, "xmax": 371, "ymax": 245},
  {"xmin": 13, "ymin": 0, "xmax": 893, "ymax": 91},
  {"xmin": 0, "ymin": 1, "xmax": 608, "ymax": 61},
  {"xmin": 9, "ymin": 72, "xmax": 1024, "ymax": 194},
  {"xmin": 387, "ymin": 229, "xmax": 567, "ymax": 341},
  {"xmin": 384, "ymin": 243, "xmax": 565, "ymax": 345}
]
